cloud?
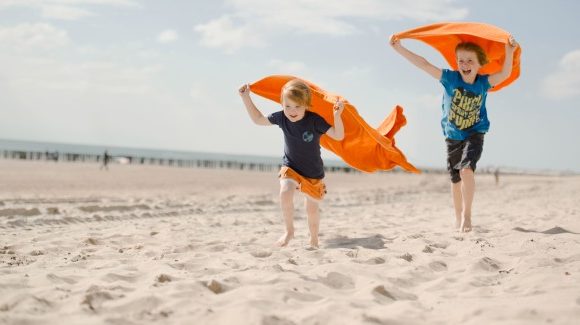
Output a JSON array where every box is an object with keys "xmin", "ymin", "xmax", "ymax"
[
  {"xmin": 0, "ymin": 23, "xmax": 70, "ymax": 50},
  {"xmin": 542, "ymin": 50, "xmax": 580, "ymax": 99},
  {"xmin": 268, "ymin": 59, "xmax": 307, "ymax": 75},
  {"xmin": 0, "ymin": 0, "xmax": 139, "ymax": 20},
  {"xmin": 195, "ymin": 0, "xmax": 468, "ymax": 52},
  {"xmin": 157, "ymin": 29, "xmax": 178, "ymax": 43},
  {"xmin": 194, "ymin": 15, "xmax": 264, "ymax": 53},
  {"xmin": 2, "ymin": 56, "xmax": 161, "ymax": 95},
  {"xmin": 39, "ymin": 4, "xmax": 93, "ymax": 20}
]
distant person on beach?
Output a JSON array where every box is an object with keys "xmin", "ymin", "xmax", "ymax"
[
  {"xmin": 494, "ymin": 168, "xmax": 500, "ymax": 186},
  {"xmin": 391, "ymin": 33, "xmax": 518, "ymax": 232},
  {"xmin": 100, "ymin": 150, "xmax": 111, "ymax": 170},
  {"xmin": 238, "ymin": 79, "xmax": 345, "ymax": 248}
]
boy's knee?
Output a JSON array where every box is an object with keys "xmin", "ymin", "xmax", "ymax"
[
  {"xmin": 279, "ymin": 180, "xmax": 297, "ymax": 195},
  {"xmin": 460, "ymin": 168, "xmax": 474, "ymax": 176}
]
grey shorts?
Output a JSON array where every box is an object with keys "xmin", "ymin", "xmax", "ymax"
[{"xmin": 445, "ymin": 133, "xmax": 485, "ymax": 183}]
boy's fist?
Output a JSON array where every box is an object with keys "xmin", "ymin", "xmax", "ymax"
[{"xmin": 238, "ymin": 84, "xmax": 250, "ymax": 96}]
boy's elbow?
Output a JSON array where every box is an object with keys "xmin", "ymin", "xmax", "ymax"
[{"xmin": 334, "ymin": 132, "xmax": 345, "ymax": 141}]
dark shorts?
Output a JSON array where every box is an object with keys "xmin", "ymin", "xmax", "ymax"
[{"xmin": 445, "ymin": 133, "xmax": 485, "ymax": 183}]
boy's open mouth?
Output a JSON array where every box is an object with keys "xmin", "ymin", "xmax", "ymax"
[
  {"xmin": 461, "ymin": 69, "xmax": 472, "ymax": 75},
  {"xmin": 289, "ymin": 114, "xmax": 298, "ymax": 119}
]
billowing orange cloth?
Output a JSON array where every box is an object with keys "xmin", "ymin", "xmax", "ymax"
[
  {"xmin": 395, "ymin": 22, "xmax": 521, "ymax": 92},
  {"xmin": 250, "ymin": 75, "xmax": 420, "ymax": 174}
]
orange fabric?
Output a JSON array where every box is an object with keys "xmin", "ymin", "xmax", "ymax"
[
  {"xmin": 279, "ymin": 166, "xmax": 326, "ymax": 200},
  {"xmin": 250, "ymin": 75, "xmax": 420, "ymax": 174},
  {"xmin": 395, "ymin": 22, "xmax": 521, "ymax": 92}
]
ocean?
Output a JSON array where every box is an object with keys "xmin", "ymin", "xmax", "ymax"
[{"xmin": 0, "ymin": 138, "xmax": 347, "ymax": 167}]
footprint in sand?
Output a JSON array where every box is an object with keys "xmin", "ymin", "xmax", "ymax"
[
  {"xmin": 262, "ymin": 315, "xmax": 296, "ymax": 325},
  {"xmin": 399, "ymin": 253, "xmax": 413, "ymax": 262},
  {"xmin": 470, "ymin": 275, "xmax": 503, "ymax": 287},
  {"xmin": 422, "ymin": 246, "xmax": 435, "ymax": 253},
  {"xmin": 205, "ymin": 279, "xmax": 231, "ymax": 294},
  {"xmin": 472, "ymin": 257, "xmax": 502, "ymax": 272},
  {"xmin": 101, "ymin": 272, "xmax": 140, "ymax": 283},
  {"xmin": 251, "ymin": 249, "xmax": 272, "ymax": 258},
  {"xmin": 81, "ymin": 285, "xmax": 125, "ymax": 312},
  {"xmin": 372, "ymin": 285, "xmax": 417, "ymax": 302},
  {"xmin": 283, "ymin": 290, "xmax": 323, "ymax": 302},
  {"xmin": 155, "ymin": 274, "xmax": 173, "ymax": 283},
  {"xmin": 46, "ymin": 273, "xmax": 78, "ymax": 285},
  {"xmin": 362, "ymin": 257, "xmax": 386, "ymax": 265},
  {"xmin": 428, "ymin": 261, "xmax": 448, "ymax": 272},
  {"xmin": 320, "ymin": 272, "xmax": 354, "ymax": 290}
]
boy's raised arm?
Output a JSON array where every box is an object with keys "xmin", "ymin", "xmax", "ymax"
[
  {"xmin": 489, "ymin": 36, "xmax": 518, "ymax": 87},
  {"xmin": 325, "ymin": 99, "xmax": 345, "ymax": 141},
  {"xmin": 238, "ymin": 84, "xmax": 272, "ymax": 126},
  {"xmin": 390, "ymin": 35, "xmax": 442, "ymax": 80}
]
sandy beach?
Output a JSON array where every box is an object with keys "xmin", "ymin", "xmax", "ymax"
[{"xmin": 1, "ymin": 159, "xmax": 579, "ymax": 324}]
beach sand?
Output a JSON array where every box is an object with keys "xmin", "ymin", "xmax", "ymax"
[{"xmin": 1, "ymin": 160, "xmax": 579, "ymax": 324}]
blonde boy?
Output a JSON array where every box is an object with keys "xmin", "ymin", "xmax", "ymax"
[{"xmin": 239, "ymin": 79, "xmax": 345, "ymax": 247}]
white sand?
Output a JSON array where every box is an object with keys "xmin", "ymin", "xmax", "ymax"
[{"xmin": 1, "ymin": 160, "xmax": 579, "ymax": 324}]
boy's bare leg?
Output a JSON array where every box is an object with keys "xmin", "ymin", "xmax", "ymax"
[
  {"xmin": 460, "ymin": 168, "xmax": 475, "ymax": 232},
  {"xmin": 277, "ymin": 179, "xmax": 296, "ymax": 247},
  {"xmin": 305, "ymin": 197, "xmax": 320, "ymax": 248},
  {"xmin": 451, "ymin": 182, "xmax": 463, "ymax": 230}
]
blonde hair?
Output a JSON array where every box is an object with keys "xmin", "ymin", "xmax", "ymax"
[
  {"xmin": 282, "ymin": 79, "xmax": 311, "ymax": 108},
  {"xmin": 455, "ymin": 42, "xmax": 488, "ymax": 66}
]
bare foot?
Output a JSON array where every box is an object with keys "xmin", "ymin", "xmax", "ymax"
[
  {"xmin": 455, "ymin": 216, "xmax": 462, "ymax": 230},
  {"xmin": 275, "ymin": 232, "xmax": 294, "ymax": 247},
  {"xmin": 309, "ymin": 237, "xmax": 319, "ymax": 249},
  {"xmin": 460, "ymin": 216, "xmax": 472, "ymax": 232}
]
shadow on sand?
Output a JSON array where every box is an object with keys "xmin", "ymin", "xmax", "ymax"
[
  {"xmin": 512, "ymin": 226, "xmax": 580, "ymax": 235},
  {"xmin": 324, "ymin": 234, "xmax": 388, "ymax": 249}
]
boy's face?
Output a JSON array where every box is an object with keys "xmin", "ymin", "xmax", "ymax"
[
  {"xmin": 456, "ymin": 49, "xmax": 481, "ymax": 83},
  {"xmin": 282, "ymin": 96, "xmax": 307, "ymax": 122}
]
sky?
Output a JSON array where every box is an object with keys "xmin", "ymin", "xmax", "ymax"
[{"xmin": 1, "ymin": 0, "xmax": 579, "ymax": 172}]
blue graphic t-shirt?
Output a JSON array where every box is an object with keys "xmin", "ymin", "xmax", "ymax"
[
  {"xmin": 268, "ymin": 110, "xmax": 331, "ymax": 179},
  {"xmin": 440, "ymin": 69, "xmax": 492, "ymax": 140}
]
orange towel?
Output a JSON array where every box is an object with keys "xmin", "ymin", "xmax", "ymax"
[
  {"xmin": 395, "ymin": 22, "xmax": 521, "ymax": 92},
  {"xmin": 250, "ymin": 75, "xmax": 420, "ymax": 174}
]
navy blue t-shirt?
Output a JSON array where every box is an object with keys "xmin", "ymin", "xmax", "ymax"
[{"xmin": 268, "ymin": 110, "xmax": 331, "ymax": 179}]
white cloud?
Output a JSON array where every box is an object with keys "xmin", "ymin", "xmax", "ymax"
[
  {"xmin": 543, "ymin": 50, "xmax": 580, "ymax": 99},
  {"xmin": 0, "ymin": 0, "xmax": 139, "ymax": 20},
  {"xmin": 268, "ymin": 59, "xmax": 307, "ymax": 75},
  {"xmin": 157, "ymin": 29, "xmax": 178, "ymax": 43},
  {"xmin": 40, "ymin": 5, "xmax": 92, "ymax": 20},
  {"xmin": 0, "ymin": 23, "xmax": 70, "ymax": 50},
  {"xmin": 195, "ymin": 0, "xmax": 468, "ymax": 52},
  {"xmin": 194, "ymin": 15, "xmax": 264, "ymax": 54}
]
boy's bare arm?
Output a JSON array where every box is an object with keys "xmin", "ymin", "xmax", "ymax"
[
  {"xmin": 325, "ymin": 100, "xmax": 345, "ymax": 141},
  {"xmin": 238, "ymin": 84, "xmax": 272, "ymax": 126},
  {"xmin": 489, "ymin": 36, "xmax": 518, "ymax": 87},
  {"xmin": 390, "ymin": 35, "xmax": 442, "ymax": 80}
]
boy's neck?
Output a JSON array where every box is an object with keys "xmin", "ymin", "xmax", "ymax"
[{"xmin": 461, "ymin": 74, "xmax": 477, "ymax": 84}]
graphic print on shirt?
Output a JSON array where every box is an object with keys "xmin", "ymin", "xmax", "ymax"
[
  {"xmin": 449, "ymin": 88, "xmax": 483, "ymax": 130},
  {"xmin": 302, "ymin": 131, "xmax": 314, "ymax": 143}
]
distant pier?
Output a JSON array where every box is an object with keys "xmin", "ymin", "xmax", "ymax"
[{"xmin": 0, "ymin": 149, "xmax": 361, "ymax": 173}]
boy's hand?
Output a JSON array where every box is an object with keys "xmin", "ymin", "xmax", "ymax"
[
  {"xmin": 389, "ymin": 34, "xmax": 400, "ymax": 47},
  {"xmin": 238, "ymin": 83, "xmax": 250, "ymax": 97},
  {"xmin": 333, "ymin": 99, "xmax": 345, "ymax": 115},
  {"xmin": 508, "ymin": 35, "xmax": 518, "ymax": 48}
]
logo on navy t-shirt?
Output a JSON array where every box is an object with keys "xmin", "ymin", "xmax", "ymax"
[{"xmin": 302, "ymin": 131, "xmax": 314, "ymax": 142}]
